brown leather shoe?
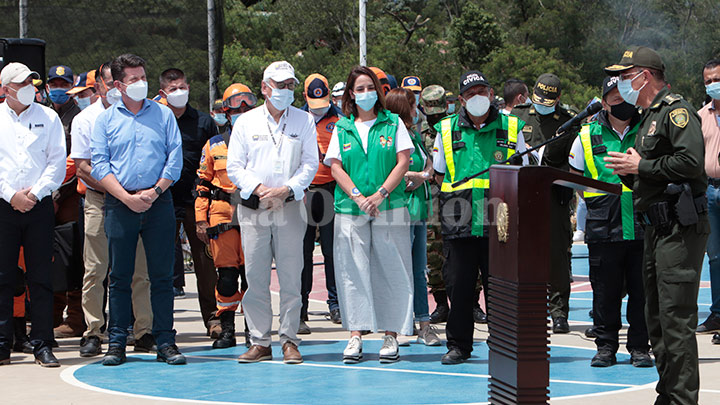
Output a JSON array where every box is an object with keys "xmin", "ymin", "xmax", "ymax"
[
  {"xmin": 237, "ymin": 345, "xmax": 272, "ymax": 363},
  {"xmin": 282, "ymin": 342, "xmax": 303, "ymax": 364},
  {"xmin": 54, "ymin": 322, "xmax": 83, "ymax": 338}
]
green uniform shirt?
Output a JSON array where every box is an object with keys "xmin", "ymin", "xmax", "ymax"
[
  {"xmin": 407, "ymin": 129, "xmax": 432, "ymax": 221},
  {"xmin": 626, "ymin": 87, "xmax": 706, "ymax": 211}
]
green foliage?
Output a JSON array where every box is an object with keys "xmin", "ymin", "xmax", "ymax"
[{"xmin": 450, "ymin": 2, "xmax": 504, "ymax": 70}]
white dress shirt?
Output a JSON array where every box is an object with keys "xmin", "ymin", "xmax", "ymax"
[
  {"xmin": 227, "ymin": 104, "xmax": 319, "ymax": 200},
  {"xmin": 0, "ymin": 102, "xmax": 66, "ymax": 203},
  {"xmin": 70, "ymin": 99, "xmax": 106, "ymax": 160}
]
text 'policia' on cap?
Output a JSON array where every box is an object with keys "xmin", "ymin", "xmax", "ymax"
[{"xmin": 604, "ymin": 46, "xmax": 665, "ymax": 75}]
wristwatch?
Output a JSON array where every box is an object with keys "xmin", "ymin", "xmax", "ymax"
[
  {"xmin": 378, "ymin": 186, "xmax": 389, "ymax": 199},
  {"xmin": 286, "ymin": 185, "xmax": 295, "ymax": 201},
  {"xmin": 351, "ymin": 187, "xmax": 361, "ymax": 198},
  {"xmin": 153, "ymin": 185, "xmax": 163, "ymax": 196}
]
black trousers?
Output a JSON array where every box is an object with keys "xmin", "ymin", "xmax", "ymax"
[
  {"xmin": 588, "ymin": 240, "xmax": 649, "ymax": 353},
  {"xmin": 443, "ymin": 236, "xmax": 489, "ymax": 354},
  {"xmin": 0, "ymin": 197, "xmax": 55, "ymax": 356}
]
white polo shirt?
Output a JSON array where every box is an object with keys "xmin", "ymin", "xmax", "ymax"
[
  {"xmin": 0, "ymin": 101, "xmax": 66, "ymax": 203},
  {"xmin": 227, "ymin": 103, "xmax": 319, "ymax": 200},
  {"xmin": 70, "ymin": 99, "xmax": 106, "ymax": 160}
]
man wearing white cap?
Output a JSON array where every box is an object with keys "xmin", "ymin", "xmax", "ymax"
[
  {"xmin": 0, "ymin": 63, "xmax": 66, "ymax": 367},
  {"xmin": 227, "ymin": 61, "xmax": 319, "ymax": 364},
  {"xmin": 331, "ymin": 81, "xmax": 345, "ymax": 108}
]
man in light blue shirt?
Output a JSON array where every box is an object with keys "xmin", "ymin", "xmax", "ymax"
[{"xmin": 90, "ymin": 54, "xmax": 185, "ymax": 366}]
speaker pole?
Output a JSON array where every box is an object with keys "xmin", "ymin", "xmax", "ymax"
[{"xmin": 19, "ymin": 0, "xmax": 29, "ymax": 38}]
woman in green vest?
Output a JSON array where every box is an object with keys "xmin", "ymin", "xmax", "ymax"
[
  {"xmin": 385, "ymin": 88, "xmax": 441, "ymax": 347},
  {"xmin": 323, "ymin": 66, "xmax": 415, "ymax": 364}
]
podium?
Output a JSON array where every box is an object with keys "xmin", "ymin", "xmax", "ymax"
[{"xmin": 486, "ymin": 165, "xmax": 621, "ymax": 404}]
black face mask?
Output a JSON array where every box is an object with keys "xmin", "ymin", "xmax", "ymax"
[{"xmin": 609, "ymin": 101, "xmax": 636, "ymax": 121}]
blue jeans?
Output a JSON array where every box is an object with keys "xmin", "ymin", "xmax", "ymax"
[
  {"xmin": 576, "ymin": 197, "xmax": 587, "ymax": 232},
  {"xmin": 707, "ymin": 185, "xmax": 720, "ymax": 314},
  {"xmin": 104, "ymin": 191, "xmax": 176, "ymax": 349},
  {"xmin": 410, "ymin": 220, "xmax": 430, "ymax": 322}
]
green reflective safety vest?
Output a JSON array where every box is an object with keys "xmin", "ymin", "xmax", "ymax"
[
  {"xmin": 439, "ymin": 112, "xmax": 520, "ymax": 237},
  {"xmin": 334, "ymin": 109, "xmax": 408, "ymax": 215},
  {"xmin": 407, "ymin": 129, "xmax": 432, "ymax": 221},
  {"xmin": 579, "ymin": 120, "xmax": 640, "ymax": 241}
]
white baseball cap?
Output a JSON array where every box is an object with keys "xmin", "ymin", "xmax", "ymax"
[
  {"xmin": 1, "ymin": 62, "xmax": 40, "ymax": 87},
  {"xmin": 331, "ymin": 81, "xmax": 345, "ymax": 97},
  {"xmin": 263, "ymin": 61, "xmax": 298, "ymax": 84}
]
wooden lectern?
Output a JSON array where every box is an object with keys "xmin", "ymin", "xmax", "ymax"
[{"xmin": 486, "ymin": 165, "xmax": 621, "ymax": 404}]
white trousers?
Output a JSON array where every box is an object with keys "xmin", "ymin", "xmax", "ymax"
[
  {"xmin": 239, "ymin": 200, "xmax": 305, "ymax": 347},
  {"xmin": 334, "ymin": 208, "xmax": 414, "ymax": 335}
]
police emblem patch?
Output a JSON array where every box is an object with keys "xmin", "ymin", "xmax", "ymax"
[
  {"xmin": 494, "ymin": 150, "xmax": 504, "ymax": 162},
  {"xmin": 669, "ymin": 108, "xmax": 689, "ymax": 128},
  {"xmin": 56, "ymin": 66, "xmax": 65, "ymax": 75}
]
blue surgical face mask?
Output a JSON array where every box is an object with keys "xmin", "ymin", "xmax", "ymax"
[
  {"xmin": 213, "ymin": 113, "xmax": 228, "ymax": 126},
  {"xmin": 447, "ymin": 103, "xmax": 456, "ymax": 114},
  {"xmin": 335, "ymin": 99, "xmax": 342, "ymax": 109},
  {"xmin": 414, "ymin": 93, "xmax": 420, "ymax": 105},
  {"xmin": 412, "ymin": 108, "xmax": 420, "ymax": 124},
  {"xmin": 355, "ymin": 90, "xmax": 378, "ymax": 112},
  {"xmin": 75, "ymin": 96, "xmax": 92, "ymax": 110},
  {"xmin": 707, "ymin": 82, "xmax": 720, "ymax": 100},
  {"xmin": 533, "ymin": 102, "xmax": 555, "ymax": 115},
  {"xmin": 617, "ymin": 71, "xmax": 646, "ymax": 106},
  {"xmin": 269, "ymin": 87, "xmax": 294, "ymax": 111},
  {"xmin": 48, "ymin": 87, "xmax": 70, "ymax": 104},
  {"xmin": 230, "ymin": 113, "xmax": 242, "ymax": 126}
]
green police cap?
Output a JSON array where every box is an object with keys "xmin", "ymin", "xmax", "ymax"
[
  {"xmin": 531, "ymin": 73, "xmax": 561, "ymax": 107},
  {"xmin": 420, "ymin": 84, "xmax": 447, "ymax": 115},
  {"xmin": 604, "ymin": 46, "xmax": 665, "ymax": 75}
]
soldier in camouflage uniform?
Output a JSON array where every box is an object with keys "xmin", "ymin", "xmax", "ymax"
[{"xmin": 421, "ymin": 85, "xmax": 486, "ymax": 324}]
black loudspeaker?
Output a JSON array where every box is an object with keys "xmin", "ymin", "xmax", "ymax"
[{"xmin": 0, "ymin": 38, "xmax": 46, "ymax": 85}]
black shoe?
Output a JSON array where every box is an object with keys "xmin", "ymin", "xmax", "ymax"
[
  {"xmin": 588, "ymin": 309, "xmax": 594, "ymax": 319},
  {"xmin": 102, "ymin": 345, "xmax": 126, "ymax": 366},
  {"xmin": 552, "ymin": 317, "xmax": 570, "ymax": 334},
  {"xmin": 697, "ymin": 312, "xmax": 720, "ymax": 334},
  {"xmin": 13, "ymin": 340, "xmax": 33, "ymax": 354},
  {"xmin": 297, "ymin": 320, "xmax": 311, "ymax": 335},
  {"xmin": 0, "ymin": 353, "xmax": 9, "ymax": 366},
  {"xmin": 473, "ymin": 306, "xmax": 488, "ymax": 324},
  {"xmin": 173, "ymin": 287, "xmax": 185, "ymax": 298},
  {"xmin": 51, "ymin": 339, "xmax": 59, "ymax": 348},
  {"xmin": 79, "ymin": 336, "xmax": 102, "ymax": 357},
  {"xmin": 157, "ymin": 344, "xmax": 186, "ymax": 365},
  {"xmin": 34, "ymin": 347, "xmax": 60, "ymax": 368},
  {"xmin": 213, "ymin": 311, "xmax": 237, "ymax": 349},
  {"xmin": 590, "ymin": 349, "xmax": 616, "ymax": 367},
  {"xmin": 329, "ymin": 308, "xmax": 342, "ymax": 324},
  {"xmin": 630, "ymin": 350, "xmax": 653, "ymax": 367},
  {"xmin": 584, "ymin": 327, "xmax": 598, "ymax": 338},
  {"xmin": 134, "ymin": 334, "xmax": 157, "ymax": 353},
  {"xmin": 441, "ymin": 348, "xmax": 470, "ymax": 365},
  {"xmin": 712, "ymin": 332, "xmax": 720, "ymax": 344},
  {"xmin": 429, "ymin": 305, "xmax": 449, "ymax": 324}
]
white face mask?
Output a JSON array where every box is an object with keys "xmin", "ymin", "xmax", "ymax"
[
  {"xmin": 13, "ymin": 84, "xmax": 36, "ymax": 106},
  {"xmin": 106, "ymin": 87, "xmax": 122, "ymax": 105},
  {"xmin": 269, "ymin": 87, "xmax": 294, "ymax": 111},
  {"xmin": 75, "ymin": 95, "xmax": 92, "ymax": 110},
  {"xmin": 309, "ymin": 106, "xmax": 330, "ymax": 117},
  {"xmin": 166, "ymin": 88, "xmax": 189, "ymax": 108},
  {"xmin": 465, "ymin": 95, "xmax": 490, "ymax": 117},
  {"xmin": 123, "ymin": 80, "xmax": 148, "ymax": 102}
]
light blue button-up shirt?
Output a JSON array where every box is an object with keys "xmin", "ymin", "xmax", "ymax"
[{"xmin": 90, "ymin": 99, "xmax": 182, "ymax": 190}]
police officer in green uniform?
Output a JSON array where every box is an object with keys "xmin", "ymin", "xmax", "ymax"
[
  {"xmin": 420, "ymin": 85, "xmax": 487, "ymax": 324},
  {"xmin": 604, "ymin": 46, "xmax": 709, "ymax": 405},
  {"xmin": 432, "ymin": 71, "xmax": 531, "ymax": 364},
  {"xmin": 512, "ymin": 73, "xmax": 580, "ymax": 333},
  {"xmin": 569, "ymin": 76, "xmax": 652, "ymax": 368}
]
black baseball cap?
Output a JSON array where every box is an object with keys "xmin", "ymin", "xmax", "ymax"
[
  {"xmin": 459, "ymin": 70, "xmax": 490, "ymax": 95},
  {"xmin": 602, "ymin": 76, "xmax": 620, "ymax": 98},
  {"xmin": 531, "ymin": 73, "xmax": 561, "ymax": 107},
  {"xmin": 604, "ymin": 46, "xmax": 665, "ymax": 75},
  {"xmin": 48, "ymin": 65, "xmax": 73, "ymax": 84}
]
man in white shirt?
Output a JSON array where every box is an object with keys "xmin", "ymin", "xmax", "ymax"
[
  {"xmin": 227, "ymin": 61, "xmax": 319, "ymax": 364},
  {"xmin": 0, "ymin": 63, "xmax": 66, "ymax": 367},
  {"xmin": 71, "ymin": 62, "xmax": 155, "ymax": 357}
]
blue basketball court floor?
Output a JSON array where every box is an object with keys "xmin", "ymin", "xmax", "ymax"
[{"xmin": 6, "ymin": 244, "xmax": 720, "ymax": 404}]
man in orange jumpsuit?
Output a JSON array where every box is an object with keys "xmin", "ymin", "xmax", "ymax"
[{"xmin": 195, "ymin": 83, "xmax": 257, "ymax": 348}]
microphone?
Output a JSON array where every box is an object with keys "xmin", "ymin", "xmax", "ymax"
[{"xmin": 556, "ymin": 102, "xmax": 602, "ymax": 135}]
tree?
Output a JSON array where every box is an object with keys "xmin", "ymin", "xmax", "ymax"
[{"xmin": 450, "ymin": 2, "xmax": 504, "ymax": 70}]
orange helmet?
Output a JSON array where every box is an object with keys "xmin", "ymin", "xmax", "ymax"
[
  {"xmin": 222, "ymin": 83, "xmax": 257, "ymax": 110},
  {"xmin": 369, "ymin": 67, "xmax": 391, "ymax": 95}
]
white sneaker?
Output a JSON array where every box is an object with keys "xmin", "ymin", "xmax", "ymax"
[
  {"xmin": 417, "ymin": 324, "xmax": 441, "ymax": 346},
  {"xmin": 343, "ymin": 336, "xmax": 363, "ymax": 363},
  {"xmin": 572, "ymin": 230, "xmax": 585, "ymax": 242},
  {"xmin": 379, "ymin": 335, "xmax": 399, "ymax": 363}
]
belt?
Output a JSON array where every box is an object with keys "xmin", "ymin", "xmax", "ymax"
[
  {"xmin": 87, "ymin": 188, "xmax": 104, "ymax": 195},
  {"xmin": 709, "ymin": 178, "xmax": 720, "ymax": 188}
]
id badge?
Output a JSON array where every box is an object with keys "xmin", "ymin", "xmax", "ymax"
[{"xmin": 273, "ymin": 160, "xmax": 284, "ymax": 174}]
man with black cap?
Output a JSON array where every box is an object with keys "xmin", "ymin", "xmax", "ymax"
[
  {"xmin": 432, "ymin": 70, "xmax": 531, "ymax": 364},
  {"xmin": 604, "ymin": 45, "xmax": 708, "ymax": 405},
  {"xmin": 512, "ymin": 73, "xmax": 579, "ymax": 334},
  {"xmin": 299, "ymin": 73, "xmax": 343, "ymax": 332},
  {"xmin": 47, "ymin": 65, "xmax": 81, "ymax": 154},
  {"xmin": 568, "ymin": 76, "xmax": 651, "ymax": 369}
]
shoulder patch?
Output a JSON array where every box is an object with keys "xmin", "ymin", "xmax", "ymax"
[
  {"xmin": 669, "ymin": 108, "xmax": 689, "ymax": 128},
  {"xmin": 663, "ymin": 93, "xmax": 682, "ymax": 105}
]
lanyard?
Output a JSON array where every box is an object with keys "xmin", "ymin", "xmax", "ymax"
[{"xmin": 266, "ymin": 111, "xmax": 288, "ymax": 149}]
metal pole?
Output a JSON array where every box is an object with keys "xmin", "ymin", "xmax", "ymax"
[
  {"xmin": 359, "ymin": 0, "xmax": 366, "ymax": 66},
  {"xmin": 19, "ymin": 0, "xmax": 28, "ymax": 38},
  {"xmin": 207, "ymin": 0, "xmax": 218, "ymax": 110}
]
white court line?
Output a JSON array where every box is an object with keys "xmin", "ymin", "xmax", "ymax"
[
  {"xmin": 700, "ymin": 389, "xmax": 720, "ymax": 394},
  {"xmin": 569, "ymin": 297, "xmax": 712, "ymax": 307}
]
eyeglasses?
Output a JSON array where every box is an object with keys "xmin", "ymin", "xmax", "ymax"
[
  {"xmin": 619, "ymin": 70, "xmax": 644, "ymax": 81},
  {"xmin": 271, "ymin": 80, "xmax": 296, "ymax": 91}
]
